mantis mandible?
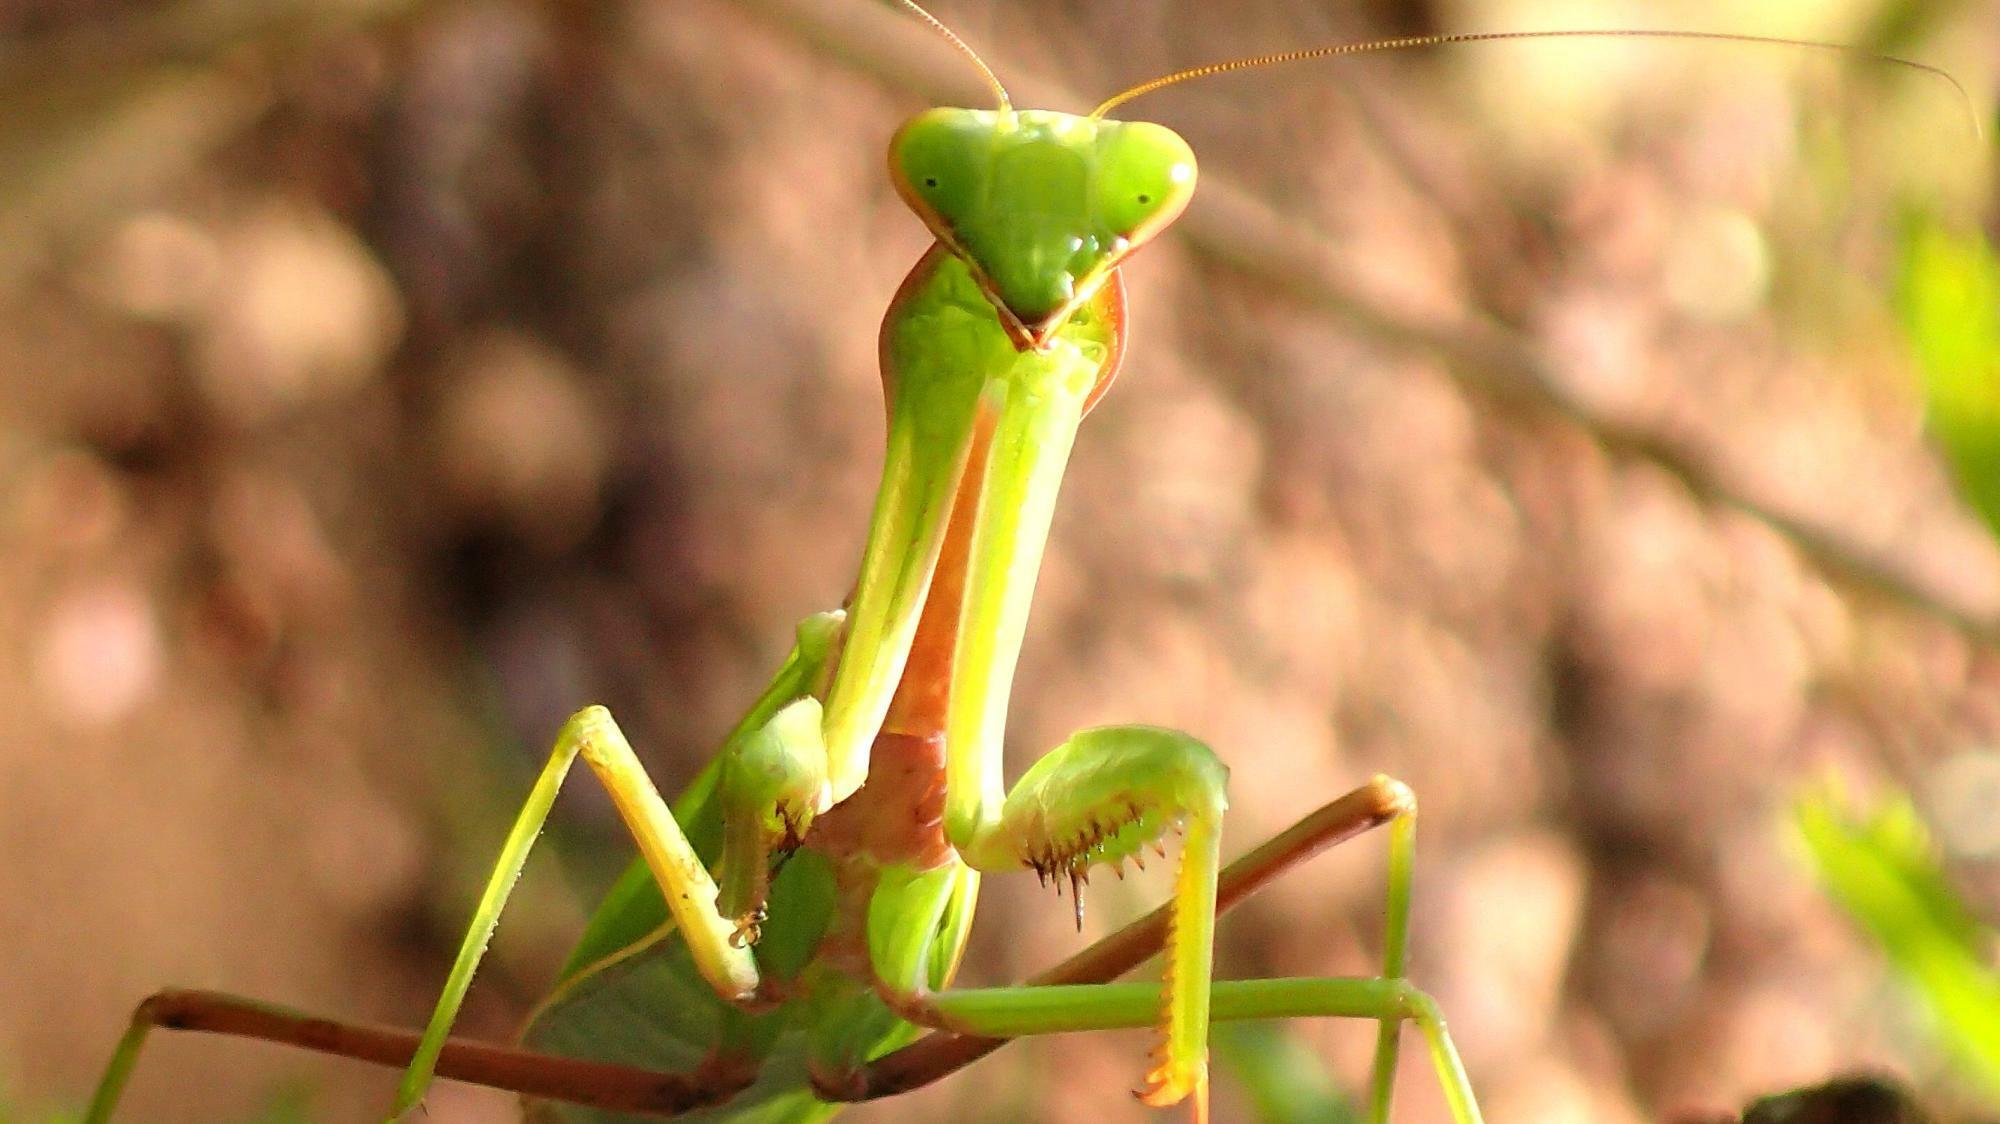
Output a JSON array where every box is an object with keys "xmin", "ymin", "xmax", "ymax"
[{"xmin": 80, "ymin": 5, "xmax": 1968, "ymax": 1122}]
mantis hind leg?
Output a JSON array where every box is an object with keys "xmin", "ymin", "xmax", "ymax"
[
  {"xmin": 385, "ymin": 704, "xmax": 768, "ymax": 1118},
  {"xmin": 83, "ymin": 988, "xmax": 752, "ymax": 1121},
  {"xmin": 370, "ymin": 606, "xmax": 845, "ymax": 1117},
  {"xmin": 83, "ymin": 705, "xmax": 768, "ymax": 1123},
  {"xmin": 85, "ymin": 611, "xmax": 846, "ymax": 1122},
  {"xmin": 84, "ymin": 692, "xmax": 825, "ymax": 1123}
]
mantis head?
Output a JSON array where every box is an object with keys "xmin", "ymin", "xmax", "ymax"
[{"xmin": 889, "ymin": 109, "xmax": 1196, "ymax": 351}]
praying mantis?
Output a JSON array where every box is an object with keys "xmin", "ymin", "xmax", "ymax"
[{"xmin": 77, "ymin": 4, "xmax": 1971, "ymax": 1123}]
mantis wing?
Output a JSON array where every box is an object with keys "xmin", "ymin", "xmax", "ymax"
[
  {"xmin": 520, "ymin": 856, "xmax": 842, "ymax": 1124},
  {"xmin": 517, "ymin": 756, "xmax": 840, "ymax": 1124},
  {"xmin": 521, "ymin": 750, "xmax": 952, "ymax": 1124}
]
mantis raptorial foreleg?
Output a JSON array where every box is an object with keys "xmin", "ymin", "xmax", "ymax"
[
  {"xmin": 944, "ymin": 726, "xmax": 1229, "ymax": 1108},
  {"xmin": 844, "ymin": 777, "xmax": 1419, "ymax": 1096},
  {"xmin": 868, "ymin": 765, "xmax": 1469, "ymax": 1124}
]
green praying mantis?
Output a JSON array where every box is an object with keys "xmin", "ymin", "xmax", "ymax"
[{"xmin": 79, "ymin": 5, "xmax": 1971, "ymax": 1122}]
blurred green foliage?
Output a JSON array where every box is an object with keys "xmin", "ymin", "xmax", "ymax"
[
  {"xmin": 1212, "ymin": 1022, "xmax": 1361, "ymax": 1124},
  {"xmin": 1221, "ymin": 98, "xmax": 2000, "ymax": 1124},
  {"xmin": 1897, "ymin": 216, "xmax": 2000, "ymax": 537},
  {"xmin": 1824, "ymin": 161, "xmax": 2000, "ymax": 1111},
  {"xmin": 1795, "ymin": 786, "xmax": 2000, "ymax": 1100}
]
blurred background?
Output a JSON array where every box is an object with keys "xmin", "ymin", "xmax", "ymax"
[{"xmin": 3, "ymin": 0, "xmax": 1999, "ymax": 1120}]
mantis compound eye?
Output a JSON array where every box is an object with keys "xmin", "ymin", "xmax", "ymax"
[
  {"xmin": 1093, "ymin": 120, "xmax": 1197, "ymax": 242},
  {"xmin": 891, "ymin": 108, "xmax": 988, "ymax": 219}
]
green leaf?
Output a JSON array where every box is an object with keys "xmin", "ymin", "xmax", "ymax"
[
  {"xmin": 1211, "ymin": 1021, "xmax": 1361, "ymax": 1124},
  {"xmin": 1794, "ymin": 783, "xmax": 2000, "ymax": 1098},
  {"xmin": 1897, "ymin": 216, "xmax": 2000, "ymax": 538},
  {"xmin": 246, "ymin": 1081, "xmax": 317, "ymax": 1124}
]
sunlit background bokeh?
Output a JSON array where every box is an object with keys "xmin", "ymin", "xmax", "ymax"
[{"xmin": 3, "ymin": 0, "xmax": 1998, "ymax": 1121}]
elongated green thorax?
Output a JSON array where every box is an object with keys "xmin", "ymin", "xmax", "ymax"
[{"xmin": 819, "ymin": 249, "xmax": 1121, "ymax": 814}]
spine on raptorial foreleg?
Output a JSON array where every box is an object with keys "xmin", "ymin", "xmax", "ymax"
[{"xmin": 1136, "ymin": 774, "xmax": 1225, "ymax": 1116}]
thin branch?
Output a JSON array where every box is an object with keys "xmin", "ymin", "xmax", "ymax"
[{"xmin": 733, "ymin": 0, "xmax": 2000, "ymax": 647}]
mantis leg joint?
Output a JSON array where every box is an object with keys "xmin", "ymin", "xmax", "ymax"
[{"xmin": 1362, "ymin": 774, "xmax": 1416, "ymax": 824}]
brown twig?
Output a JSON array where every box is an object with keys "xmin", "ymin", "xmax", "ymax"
[{"xmin": 730, "ymin": 0, "xmax": 2000, "ymax": 648}]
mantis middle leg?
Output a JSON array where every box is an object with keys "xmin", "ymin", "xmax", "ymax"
[
  {"xmin": 85, "ymin": 611, "xmax": 849, "ymax": 1123},
  {"xmin": 899, "ymin": 976, "xmax": 1476, "ymax": 1124}
]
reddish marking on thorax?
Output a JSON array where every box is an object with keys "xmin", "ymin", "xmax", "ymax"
[
  {"xmin": 810, "ymin": 412, "xmax": 989, "ymax": 874},
  {"xmin": 812, "ymin": 249, "xmax": 1131, "ymax": 874}
]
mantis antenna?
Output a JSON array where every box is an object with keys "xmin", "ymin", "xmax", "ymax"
[
  {"xmin": 893, "ymin": 0, "xmax": 1012, "ymax": 112},
  {"xmin": 1089, "ymin": 28, "xmax": 1978, "ymax": 138}
]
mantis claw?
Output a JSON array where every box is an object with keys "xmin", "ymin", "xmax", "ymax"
[
  {"xmin": 728, "ymin": 906, "xmax": 768, "ymax": 949},
  {"xmin": 717, "ymin": 698, "xmax": 830, "ymax": 926},
  {"xmin": 957, "ymin": 726, "xmax": 1227, "ymax": 1112},
  {"xmin": 1137, "ymin": 1029, "xmax": 1210, "ymax": 1121}
]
